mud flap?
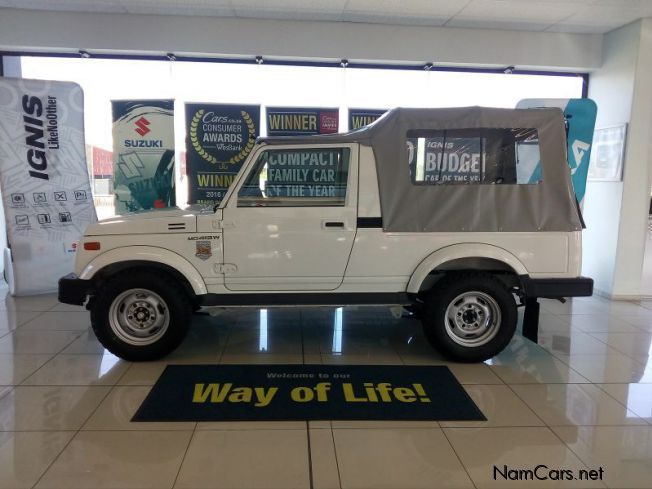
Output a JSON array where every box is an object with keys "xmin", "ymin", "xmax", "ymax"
[{"xmin": 522, "ymin": 297, "xmax": 540, "ymax": 344}]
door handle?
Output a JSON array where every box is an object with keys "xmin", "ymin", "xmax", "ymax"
[{"xmin": 324, "ymin": 221, "xmax": 345, "ymax": 228}]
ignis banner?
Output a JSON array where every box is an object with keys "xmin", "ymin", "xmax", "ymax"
[
  {"xmin": 112, "ymin": 100, "xmax": 176, "ymax": 214},
  {"xmin": 407, "ymin": 136, "xmax": 486, "ymax": 184},
  {"xmin": 348, "ymin": 109, "xmax": 386, "ymax": 130},
  {"xmin": 0, "ymin": 77, "xmax": 97, "ymax": 295},
  {"xmin": 185, "ymin": 103, "xmax": 260, "ymax": 206},
  {"xmin": 266, "ymin": 107, "xmax": 339, "ymax": 136}
]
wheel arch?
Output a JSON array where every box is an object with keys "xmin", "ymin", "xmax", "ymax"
[
  {"xmin": 407, "ymin": 243, "xmax": 528, "ymax": 294},
  {"xmin": 79, "ymin": 246, "xmax": 207, "ymax": 297}
]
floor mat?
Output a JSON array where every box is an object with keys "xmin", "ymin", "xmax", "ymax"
[{"xmin": 133, "ymin": 364, "xmax": 486, "ymax": 422}]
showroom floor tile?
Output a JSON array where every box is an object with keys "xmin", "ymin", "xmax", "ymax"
[
  {"xmin": 307, "ymin": 428, "xmax": 341, "ymax": 489},
  {"xmin": 444, "ymin": 426, "xmax": 605, "ymax": 488},
  {"xmin": 0, "ymin": 290, "xmax": 651, "ymax": 488},
  {"xmin": 0, "ymin": 385, "xmax": 111, "ymax": 431},
  {"xmin": 439, "ymin": 384, "xmax": 544, "ymax": 428},
  {"xmin": 35, "ymin": 430, "xmax": 193, "ymax": 489},
  {"xmin": 487, "ymin": 352, "xmax": 591, "ymax": 384},
  {"xmin": 174, "ymin": 429, "xmax": 310, "ymax": 489},
  {"xmin": 620, "ymin": 314, "xmax": 652, "ymax": 332},
  {"xmin": 510, "ymin": 383, "xmax": 647, "ymax": 426},
  {"xmin": 552, "ymin": 426, "xmax": 652, "ymax": 489},
  {"xmin": 0, "ymin": 329, "xmax": 83, "ymax": 355},
  {"xmin": 596, "ymin": 383, "xmax": 652, "ymax": 423},
  {"xmin": 18, "ymin": 311, "xmax": 92, "ymax": 331},
  {"xmin": 0, "ymin": 431, "xmax": 75, "ymax": 489},
  {"xmin": 559, "ymin": 314, "xmax": 644, "ymax": 334},
  {"xmin": 0, "ymin": 310, "xmax": 43, "ymax": 336},
  {"xmin": 81, "ymin": 385, "xmax": 197, "ymax": 431},
  {"xmin": 553, "ymin": 352, "xmax": 652, "ymax": 383},
  {"xmin": 332, "ymin": 428, "xmax": 474, "ymax": 489},
  {"xmin": 21, "ymin": 353, "xmax": 129, "ymax": 386},
  {"xmin": 0, "ymin": 353, "xmax": 53, "ymax": 385}
]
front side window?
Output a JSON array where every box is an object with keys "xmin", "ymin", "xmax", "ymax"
[
  {"xmin": 407, "ymin": 128, "xmax": 541, "ymax": 185},
  {"xmin": 238, "ymin": 147, "xmax": 350, "ymax": 206}
]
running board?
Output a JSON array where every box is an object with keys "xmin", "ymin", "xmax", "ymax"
[{"xmin": 197, "ymin": 292, "xmax": 413, "ymax": 308}]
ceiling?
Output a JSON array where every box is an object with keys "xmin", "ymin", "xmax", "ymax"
[{"xmin": 1, "ymin": 0, "xmax": 651, "ymax": 34}]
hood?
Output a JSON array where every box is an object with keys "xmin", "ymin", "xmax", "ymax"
[{"xmin": 85, "ymin": 206, "xmax": 206, "ymax": 236}]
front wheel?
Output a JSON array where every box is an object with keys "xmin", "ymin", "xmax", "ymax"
[
  {"xmin": 90, "ymin": 271, "xmax": 192, "ymax": 361},
  {"xmin": 421, "ymin": 273, "xmax": 517, "ymax": 362}
]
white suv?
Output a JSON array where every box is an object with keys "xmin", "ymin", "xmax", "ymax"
[{"xmin": 59, "ymin": 107, "xmax": 592, "ymax": 362}]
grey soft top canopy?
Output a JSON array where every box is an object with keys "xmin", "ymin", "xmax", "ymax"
[{"xmin": 259, "ymin": 107, "xmax": 582, "ymax": 233}]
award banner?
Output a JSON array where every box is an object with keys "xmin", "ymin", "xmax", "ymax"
[
  {"xmin": 186, "ymin": 103, "xmax": 260, "ymax": 205},
  {"xmin": 112, "ymin": 100, "xmax": 175, "ymax": 214},
  {"xmin": 266, "ymin": 107, "xmax": 339, "ymax": 136},
  {"xmin": 348, "ymin": 109, "xmax": 386, "ymax": 130},
  {"xmin": 0, "ymin": 77, "xmax": 97, "ymax": 295}
]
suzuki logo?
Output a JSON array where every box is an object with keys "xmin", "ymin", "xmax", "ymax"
[
  {"xmin": 134, "ymin": 116, "xmax": 151, "ymax": 136},
  {"xmin": 571, "ymin": 140, "xmax": 590, "ymax": 175}
]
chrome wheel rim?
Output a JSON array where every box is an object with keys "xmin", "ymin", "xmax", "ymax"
[
  {"xmin": 444, "ymin": 291, "xmax": 501, "ymax": 347},
  {"xmin": 108, "ymin": 288, "xmax": 169, "ymax": 346}
]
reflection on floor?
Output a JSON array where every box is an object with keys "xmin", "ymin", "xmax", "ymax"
[{"xmin": 0, "ymin": 287, "xmax": 651, "ymax": 488}]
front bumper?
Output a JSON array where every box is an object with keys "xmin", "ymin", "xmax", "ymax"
[
  {"xmin": 521, "ymin": 276, "xmax": 593, "ymax": 299},
  {"xmin": 58, "ymin": 273, "xmax": 92, "ymax": 305}
]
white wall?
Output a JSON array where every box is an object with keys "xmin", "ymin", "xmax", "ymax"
[
  {"xmin": 584, "ymin": 19, "xmax": 652, "ymax": 298},
  {"xmin": 0, "ymin": 7, "xmax": 602, "ymax": 71},
  {"xmin": 612, "ymin": 19, "xmax": 652, "ymax": 297},
  {"xmin": 583, "ymin": 23, "xmax": 636, "ymax": 296}
]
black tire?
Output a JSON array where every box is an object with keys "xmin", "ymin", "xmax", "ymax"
[
  {"xmin": 421, "ymin": 272, "xmax": 517, "ymax": 362},
  {"xmin": 90, "ymin": 271, "xmax": 192, "ymax": 361}
]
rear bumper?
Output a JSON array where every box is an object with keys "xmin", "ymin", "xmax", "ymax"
[
  {"xmin": 58, "ymin": 273, "xmax": 92, "ymax": 305},
  {"xmin": 521, "ymin": 276, "xmax": 593, "ymax": 299}
]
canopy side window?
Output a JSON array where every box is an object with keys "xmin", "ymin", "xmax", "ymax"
[{"xmin": 407, "ymin": 128, "xmax": 541, "ymax": 185}]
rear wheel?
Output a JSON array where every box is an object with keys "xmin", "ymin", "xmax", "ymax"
[
  {"xmin": 90, "ymin": 271, "xmax": 192, "ymax": 361},
  {"xmin": 421, "ymin": 273, "xmax": 517, "ymax": 362}
]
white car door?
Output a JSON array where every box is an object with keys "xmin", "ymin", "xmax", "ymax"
[{"xmin": 222, "ymin": 143, "xmax": 358, "ymax": 291}]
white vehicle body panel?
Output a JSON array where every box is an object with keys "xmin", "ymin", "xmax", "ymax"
[
  {"xmin": 220, "ymin": 143, "xmax": 359, "ymax": 291},
  {"xmin": 357, "ymin": 145, "xmax": 381, "ymax": 217},
  {"xmin": 89, "ymin": 209, "xmax": 198, "ymax": 235},
  {"xmin": 77, "ymin": 242, "xmax": 212, "ymax": 295},
  {"xmin": 73, "ymin": 139, "xmax": 584, "ymax": 300}
]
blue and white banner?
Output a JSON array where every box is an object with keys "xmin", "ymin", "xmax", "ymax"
[
  {"xmin": 0, "ymin": 77, "xmax": 97, "ymax": 295},
  {"xmin": 516, "ymin": 98, "xmax": 597, "ymax": 204},
  {"xmin": 112, "ymin": 100, "xmax": 176, "ymax": 214}
]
